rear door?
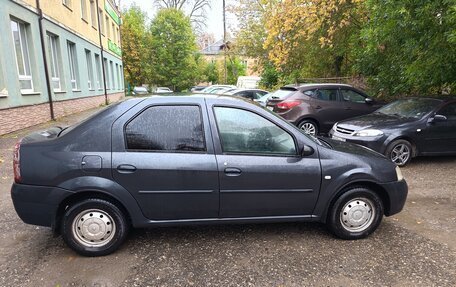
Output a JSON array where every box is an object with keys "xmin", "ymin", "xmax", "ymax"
[
  {"xmin": 111, "ymin": 98, "xmax": 219, "ymax": 220},
  {"xmin": 311, "ymin": 88, "xmax": 344, "ymax": 132},
  {"xmin": 207, "ymin": 101, "xmax": 321, "ymax": 218},
  {"xmin": 422, "ymin": 102, "xmax": 456, "ymax": 153}
]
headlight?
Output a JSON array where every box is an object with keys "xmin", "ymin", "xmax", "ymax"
[
  {"xmin": 395, "ymin": 166, "xmax": 404, "ymax": 181},
  {"xmin": 353, "ymin": 129, "xmax": 384, "ymax": 137}
]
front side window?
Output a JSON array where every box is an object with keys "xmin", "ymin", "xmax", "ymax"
[
  {"xmin": 341, "ymin": 89, "xmax": 366, "ymax": 103},
  {"xmin": 315, "ymin": 89, "xmax": 338, "ymax": 101},
  {"xmin": 438, "ymin": 103, "xmax": 456, "ymax": 121},
  {"xmin": 126, "ymin": 105, "xmax": 206, "ymax": 152},
  {"xmin": 214, "ymin": 107, "xmax": 296, "ymax": 155},
  {"xmin": 67, "ymin": 41, "xmax": 79, "ymax": 90},
  {"xmin": 11, "ymin": 19, "xmax": 33, "ymax": 92},
  {"xmin": 47, "ymin": 34, "xmax": 61, "ymax": 91}
]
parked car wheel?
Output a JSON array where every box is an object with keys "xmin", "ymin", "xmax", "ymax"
[
  {"xmin": 327, "ymin": 187, "xmax": 384, "ymax": 239},
  {"xmin": 298, "ymin": 119, "xmax": 318, "ymax": 136},
  {"xmin": 385, "ymin": 139, "xmax": 412, "ymax": 166},
  {"xmin": 61, "ymin": 198, "xmax": 129, "ymax": 257}
]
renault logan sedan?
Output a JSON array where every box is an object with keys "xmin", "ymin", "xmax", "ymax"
[{"xmin": 11, "ymin": 95, "xmax": 407, "ymax": 256}]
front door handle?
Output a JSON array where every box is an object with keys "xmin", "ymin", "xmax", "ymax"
[
  {"xmin": 224, "ymin": 167, "xmax": 242, "ymax": 176},
  {"xmin": 117, "ymin": 164, "xmax": 137, "ymax": 174}
]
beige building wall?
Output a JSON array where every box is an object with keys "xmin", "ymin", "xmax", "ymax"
[{"xmin": 21, "ymin": 0, "xmax": 121, "ymax": 59}]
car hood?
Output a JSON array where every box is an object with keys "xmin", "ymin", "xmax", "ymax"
[
  {"xmin": 337, "ymin": 113, "xmax": 417, "ymax": 131},
  {"xmin": 320, "ymin": 137, "xmax": 386, "ymax": 159}
]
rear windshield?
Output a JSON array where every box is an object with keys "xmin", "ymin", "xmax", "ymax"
[{"xmin": 268, "ymin": 89, "xmax": 296, "ymax": 100}]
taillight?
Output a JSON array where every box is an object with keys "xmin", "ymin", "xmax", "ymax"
[
  {"xmin": 13, "ymin": 140, "xmax": 21, "ymax": 183},
  {"xmin": 276, "ymin": 100, "xmax": 301, "ymax": 110}
]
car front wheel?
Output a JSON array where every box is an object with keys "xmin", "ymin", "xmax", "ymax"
[
  {"xmin": 327, "ymin": 187, "xmax": 384, "ymax": 239},
  {"xmin": 386, "ymin": 139, "xmax": 412, "ymax": 166},
  {"xmin": 61, "ymin": 198, "xmax": 129, "ymax": 257}
]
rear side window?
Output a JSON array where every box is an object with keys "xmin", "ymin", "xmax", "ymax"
[
  {"xmin": 316, "ymin": 89, "xmax": 338, "ymax": 101},
  {"xmin": 125, "ymin": 105, "xmax": 206, "ymax": 152}
]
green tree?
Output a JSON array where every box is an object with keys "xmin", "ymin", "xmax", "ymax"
[
  {"xmin": 149, "ymin": 8, "xmax": 199, "ymax": 91},
  {"xmin": 121, "ymin": 5, "xmax": 148, "ymax": 87},
  {"xmin": 356, "ymin": 0, "xmax": 456, "ymax": 97}
]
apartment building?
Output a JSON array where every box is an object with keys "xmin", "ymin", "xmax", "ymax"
[{"xmin": 0, "ymin": 0, "xmax": 125, "ymax": 135}]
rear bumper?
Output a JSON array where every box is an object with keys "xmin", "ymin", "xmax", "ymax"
[
  {"xmin": 379, "ymin": 180, "xmax": 408, "ymax": 216},
  {"xmin": 11, "ymin": 183, "xmax": 74, "ymax": 228}
]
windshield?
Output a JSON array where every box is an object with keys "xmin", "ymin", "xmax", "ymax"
[{"xmin": 377, "ymin": 98, "xmax": 442, "ymax": 119}]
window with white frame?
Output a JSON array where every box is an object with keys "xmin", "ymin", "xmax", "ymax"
[
  {"xmin": 99, "ymin": 8, "xmax": 104, "ymax": 35},
  {"xmin": 112, "ymin": 23, "xmax": 116, "ymax": 43},
  {"xmin": 116, "ymin": 27, "xmax": 120, "ymax": 45},
  {"xmin": 95, "ymin": 53, "xmax": 102, "ymax": 90},
  {"xmin": 104, "ymin": 58, "xmax": 109, "ymax": 89},
  {"xmin": 85, "ymin": 49, "xmax": 94, "ymax": 90},
  {"xmin": 90, "ymin": 0, "xmax": 96, "ymax": 28},
  {"xmin": 119, "ymin": 65, "xmax": 123, "ymax": 89},
  {"xmin": 106, "ymin": 16, "xmax": 110, "ymax": 39},
  {"xmin": 115, "ymin": 63, "xmax": 120, "ymax": 90},
  {"xmin": 63, "ymin": 0, "xmax": 72, "ymax": 8},
  {"xmin": 47, "ymin": 33, "xmax": 61, "ymax": 91},
  {"xmin": 110, "ymin": 60, "xmax": 114, "ymax": 89},
  {"xmin": 67, "ymin": 41, "xmax": 79, "ymax": 91},
  {"xmin": 11, "ymin": 19, "xmax": 34, "ymax": 93},
  {"xmin": 80, "ymin": 0, "xmax": 88, "ymax": 21}
]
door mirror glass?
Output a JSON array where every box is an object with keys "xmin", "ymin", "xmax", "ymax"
[{"xmin": 301, "ymin": 145, "xmax": 314, "ymax": 157}]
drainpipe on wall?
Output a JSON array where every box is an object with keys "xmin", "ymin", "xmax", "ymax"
[
  {"xmin": 36, "ymin": 0, "xmax": 55, "ymax": 120},
  {"xmin": 96, "ymin": 0, "xmax": 109, "ymax": 105}
]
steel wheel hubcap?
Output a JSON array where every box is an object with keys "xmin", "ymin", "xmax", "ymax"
[
  {"xmin": 340, "ymin": 198, "xmax": 375, "ymax": 232},
  {"xmin": 301, "ymin": 122, "xmax": 316, "ymax": 135},
  {"xmin": 72, "ymin": 209, "xmax": 115, "ymax": 247},
  {"xmin": 391, "ymin": 144, "xmax": 410, "ymax": 165}
]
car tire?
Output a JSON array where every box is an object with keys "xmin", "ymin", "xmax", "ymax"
[
  {"xmin": 385, "ymin": 139, "xmax": 412, "ymax": 166},
  {"xmin": 61, "ymin": 198, "xmax": 129, "ymax": 257},
  {"xmin": 298, "ymin": 119, "xmax": 319, "ymax": 136},
  {"xmin": 327, "ymin": 187, "xmax": 384, "ymax": 240}
]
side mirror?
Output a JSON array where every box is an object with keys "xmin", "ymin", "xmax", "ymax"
[
  {"xmin": 428, "ymin": 114, "xmax": 447, "ymax": 123},
  {"xmin": 301, "ymin": 145, "xmax": 314, "ymax": 157},
  {"xmin": 365, "ymin": 98, "xmax": 374, "ymax": 104}
]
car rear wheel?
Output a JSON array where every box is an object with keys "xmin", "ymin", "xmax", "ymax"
[
  {"xmin": 386, "ymin": 139, "xmax": 412, "ymax": 166},
  {"xmin": 298, "ymin": 120, "xmax": 318, "ymax": 136},
  {"xmin": 327, "ymin": 187, "xmax": 384, "ymax": 239},
  {"xmin": 61, "ymin": 198, "xmax": 129, "ymax": 257}
]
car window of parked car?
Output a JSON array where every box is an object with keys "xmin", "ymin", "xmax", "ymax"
[
  {"xmin": 214, "ymin": 107, "xmax": 297, "ymax": 155},
  {"xmin": 125, "ymin": 105, "xmax": 206, "ymax": 152},
  {"xmin": 340, "ymin": 89, "xmax": 366, "ymax": 103},
  {"xmin": 302, "ymin": 89, "xmax": 316, "ymax": 97},
  {"xmin": 438, "ymin": 103, "xmax": 456, "ymax": 120},
  {"xmin": 377, "ymin": 98, "xmax": 442, "ymax": 119},
  {"xmin": 254, "ymin": 91, "xmax": 267, "ymax": 99},
  {"xmin": 316, "ymin": 89, "xmax": 338, "ymax": 101}
]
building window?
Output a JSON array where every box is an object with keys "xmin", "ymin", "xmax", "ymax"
[
  {"xmin": 110, "ymin": 61, "xmax": 114, "ymax": 89},
  {"xmin": 63, "ymin": 0, "xmax": 72, "ymax": 9},
  {"xmin": 95, "ymin": 53, "xmax": 102, "ymax": 90},
  {"xmin": 105, "ymin": 16, "xmax": 110, "ymax": 39},
  {"xmin": 103, "ymin": 58, "xmax": 109, "ymax": 89},
  {"xmin": 116, "ymin": 27, "xmax": 120, "ymax": 45},
  {"xmin": 85, "ymin": 49, "xmax": 94, "ymax": 90},
  {"xmin": 11, "ymin": 19, "xmax": 34, "ymax": 93},
  {"xmin": 112, "ymin": 23, "xmax": 116, "ymax": 43},
  {"xmin": 115, "ymin": 63, "xmax": 120, "ymax": 90},
  {"xmin": 67, "ymin": 41, "xmax": 79, "ymax": 91},
  {"xmin": 119, "ymin": 65, "xmax": 123, "ymax": 89},
  {"xmin": 89, "ymin": 0, "xmax": 96, "ymax": 28},
  {"xmin": 47, "ymin": 33, "xmax": 61, "ymax": 91},
  {"xmin": 80, "ymin": 0, "xmax": 88, "ymax": 21},
  {"xmin": 98, "ymin": 8, "xmax": 104, "ymax": 35}
]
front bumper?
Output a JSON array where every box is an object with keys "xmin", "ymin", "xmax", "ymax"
[
  {"xmin": 329, "ymin": 129, "xmax": 387, "ymax": 154},
  {"xmin": 379, "ymin": 180, "xmax": 408, "ymax": 216},
  {"xmin": 11, "ymin": 183, "xmax": 74, "ymax": 228}
]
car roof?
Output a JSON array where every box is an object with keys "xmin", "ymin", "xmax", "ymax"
[
  {"xmin": 123, "ymin": 94, "xmax": 251, "ymax": 105},
  {"xmin": 283, "ymin": 83, "xmax": 355, "ymax": 89}
]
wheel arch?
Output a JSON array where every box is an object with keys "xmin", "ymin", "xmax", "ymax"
[
  {"xmin": 385, "ymin": 136, "xmax": 418, "ymax": 157},
  {"xmin": 297, "ymin": 117, "xmax": 320, "ymax": 130},
  {"xmin": 322, "ymin": 180, "xmax": 391, "ymax": 224}
]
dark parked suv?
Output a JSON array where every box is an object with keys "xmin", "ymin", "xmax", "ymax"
[
  {"xmin": 266, "ymin": 84, "xmax": 382, "ymax": 135},
  {"xmin": 12, "ymin": 95, "xmax": 407, "ymax": 256}
]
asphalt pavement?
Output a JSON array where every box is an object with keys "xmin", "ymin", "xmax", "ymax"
[{"xmin": 0, "ymin": 107, "xmax": 455, "ymax": 287}]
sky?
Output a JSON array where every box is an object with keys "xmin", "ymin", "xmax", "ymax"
[{"xmin": 120, "ymin": 0, "xmax": 228, "ymax": 40}]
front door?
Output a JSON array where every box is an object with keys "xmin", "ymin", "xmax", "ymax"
[
  {"xmin": 340, "ymin": 88, "xmax": 377, "ymax": 117},
  {"xmin": 422, "ymin": 102, "xmax": 456, "ymax": 154},
  {"xmin": 112, "ymin": 103, "xmax": 219, "ymax": 220},
  {"xmin": 210, "ymin": 106, "xmax": 321, "ymax": 218}
]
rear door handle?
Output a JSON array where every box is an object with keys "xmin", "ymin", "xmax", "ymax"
[
  {"xmin": 315, "ymin": 105, "xmax": 322, "ymax": 110},
  {"xmin": 224, "ymin": 167, "xmax": 242, "ymax": 176},
  {"xmin": 117, "ymin": 164, "xmax": 137, "ymax": 173}
]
